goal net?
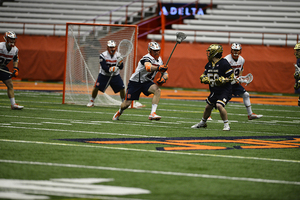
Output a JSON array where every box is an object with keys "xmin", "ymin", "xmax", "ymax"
[{"xmin": 63, "ymin": 22, "xmax": 142, "ymax": 107}]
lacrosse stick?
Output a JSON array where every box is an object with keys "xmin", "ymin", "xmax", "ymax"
[
  {"xmin": 295, "ymin": 64, "xmax": 300, "ymax": 73},
  {"xmin": 158, "ymin": 32, "xmax": 186, "ymax": 83},
  {"xmin": 0, "ymin": 68, "xmax": 12, "ymax": 74},
  {"xmin": 237, "ymin": 73, "xmax": 253, "ymax": 86},
  {"xmin": 165, "ymin": 32, "xmax": 187, "ymax": 66},
  {"xmin": 104, "ymin": 39, "xmax": 133, "ymax": 92}
]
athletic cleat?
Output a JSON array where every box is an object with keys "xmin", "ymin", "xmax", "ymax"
[
  {"xmin": 191, "ymin": 122, "xmax": 207, "ymax": 129},
  {"xmin": 148, "ymin": 112, "xmax": 161, "ymax": 120},
  {"xmin": 87, "ymin": 100, "xmax": 94, "ymax": 107},
  {"xmin": 112, "ymin": 111, "xmax": 121, "ymax": 120},
  {"xmin": 207, "ymin": 116, "xmax": 212, "ymax": 121},
  {"xmin": 11, "ymin": 104, "xmax": 24, "ymax": 110},
  {"xmin": 248, "ymin": 113, "xmax": 263, "ymax": 120},
  {"xmin": 223, "ymin": 125, "xmax": 231, "ymax": 131}
]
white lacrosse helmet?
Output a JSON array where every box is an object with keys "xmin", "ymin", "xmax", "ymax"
[
  {"xmin": 107, "ymin": 40, "xmax": 116, "ymax": 48},
  {"xmin": 107, "ymin": 40, "xmax": 117, "ymax": 55},
  {"xmin": 148, "ymin": 42, "xmax": 161, "ymax": 51},
  {"xmin": 231, "ymin": 42, "xmax": 242, "ymax": 60},
  {"xmin": 231, "ymin": 43, "xmax": 242, "ymax": 51},
  {"xmin": 4, "ymin": 31, "xmax": 17, "ymax": 48}
]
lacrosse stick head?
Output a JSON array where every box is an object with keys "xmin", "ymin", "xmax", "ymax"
[
  {"xmin": 238, "ymin": 73, "xmax": 253, "ymax": 86},
  {"xmin": 118, "ymin": 39, "xmax": 133, "ymax": 58},
  {"xmin": 294, "ymin": 43, "xmax": 300, "ymax": 59},
  {"xmin": 176, "ymin": 32, "xmax": 187, "ymax": 44}
]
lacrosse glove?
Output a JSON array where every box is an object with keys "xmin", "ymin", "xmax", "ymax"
[
  {"xmin": 294, "ymin": 72, "xmax": 300, "ymax": 80},
  {"xmin": 11, "ymin": 67, "xmax": 19, "ymax": 77},
  {"xmin": 200, "ymin": 74, "xmax": 210, "ymax": 84},
  {"xmin": 215, "ymin": 76, "xmax": 226, "ymax": 86},
  {"xmin": 157, "ymin": 76, "xmax": 167, "ymax": 84},
  {"xmin": 294, "ymin": 80, "xmax": 300, "ymax": 90},
  {"xmin": 109, "ymin": 66, "xmax": 119, "ymax": 73},
  {"xmin": 116, "ymin": 57, "xmax": 123, "ymax": 67},
  {"xmin": 157, "ymin": 65, "xmax": 168, "ymax": 72}
]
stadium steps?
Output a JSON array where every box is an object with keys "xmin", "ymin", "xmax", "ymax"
[
  {"xmin": 147, "ymin": 0, "xmax": 300, "ymax": 46},
  {"xmin": 0, "ymin": 0, "xmax": 157, "ymax": 36}
]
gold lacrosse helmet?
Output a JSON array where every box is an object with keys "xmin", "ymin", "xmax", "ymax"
[
  {"xmin": 206, "ymin": 44, "xmax": 223, "ymax": 61},
  {"xmin": 294, "ymin": 43, "xmax": 300, "ymax": 59}
]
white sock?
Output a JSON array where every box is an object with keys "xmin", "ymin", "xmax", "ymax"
[
  {"xmin": 90, "ymin": 97, "xmax": 95, "ymax": 102},
  {"xmin": 151, "ymin": 104, "xmax": 158, "ymax": 114},
  {"xmin": 242, "ymin": 92, "xmax": 252, "ymax": 115},
  {"xmin": 10, "ymin": 98, "xmax": 16, "ymax": 106}
]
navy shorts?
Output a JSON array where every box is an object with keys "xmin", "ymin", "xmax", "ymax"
[
  {"xmin": 95, "ymin": 74, "xmax": 124, "ymax": 93},
  {"xmin": 125, "ymin": 80, "xmax": 154, "ymax": 100},
  {"xmin": 232, "ymin": 83, "xmax": 246, "ymax": 96},
  {"xmin": 206, "ymin": 90, "xmax": 232, "ymax": 108},
  {"xmin": 0, "ymin": 66, "xmax": 11, "ymax": 81}
]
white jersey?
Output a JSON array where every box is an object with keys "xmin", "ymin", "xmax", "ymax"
[
  {"xmin": 130, "ymin": 53, "xmax": 163, "ymax": 83},
  {"xmin": 0, "ymin": 42, "xmax": 19, "ymax": 68},
  {"xmin": 99, "ymin": 50, "xmax": 121, "ymax": 76},
  {"xmin": 224, "ymin": 54, "xmax": 245, "ymax": 78}
]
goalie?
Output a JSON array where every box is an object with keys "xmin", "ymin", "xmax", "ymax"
[
  {"xmin": 112, "ymin": 42, "xmax": 168, "ymax": 121},
  {"xmin": 191, "ymin": 44, "xmax": 233, "ymax": 131},
  {"xmin": 87, "ymin": 40, "xmax": 125, "ymax": 107},
  {"xmin": 294, "ymin": 43, "xmax": 300, "ymax": 106},
  {"xmin": 224, "ymin": 43, "xmax": 263, "ymax": 120}
]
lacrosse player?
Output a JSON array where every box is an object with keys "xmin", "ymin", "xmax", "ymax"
[
  {"xmin": 225, "ymin": 43, "xmax": 263, "ymax": 120},
  {"xmin": 87, "ymin": 40, "xmax": 125, "ymax": 107},
  {"xmin": 0, "ymin": 31, "xmax": 24, "ymax": 110},
  {"xmin": 192, "ymin": 44, "xmax": 234, "ymax": 131},
  {"xmin": 293, "ymin": 43, "xmax": 300, "ymax": 106},
  {"xmin": 112, "ymin": 41, "xmax": 168, "ymax": 121}
]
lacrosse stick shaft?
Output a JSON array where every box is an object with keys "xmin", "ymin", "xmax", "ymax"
[
  {"xmin": 103, "ymin": 75, "xmax": 113, "ymax": 93},
  {"xmin": 165, "ymin": 42, "xmax": 178, "ymax": 66},
  {"xmin": 0, "ymin": 68, "xmax": 12, "ymax": 74}
]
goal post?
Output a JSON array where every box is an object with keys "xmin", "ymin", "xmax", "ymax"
[{"xmin": 62, "ymin": 22, "xmax": 142, "ymax": 107}]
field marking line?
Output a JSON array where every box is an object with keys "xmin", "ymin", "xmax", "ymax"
[
  {"xmin": 1, "ymin": 114, "xmax": 299, "ymax": 134},
  {"xmin": 1, "ymin": 159, "xmax": 299, "ymax": 186},
  {"xmin": 0, "ymin": 125, "xmax": 165, "ymax": 138},
  {"xmin": 1, "ymin": 139, "xmax": 299, "ymax": 164}
]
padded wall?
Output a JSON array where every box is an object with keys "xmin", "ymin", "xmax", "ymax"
[{"xmin": 6, "ymin": 35, "xmax": 297, "ymax": 94}]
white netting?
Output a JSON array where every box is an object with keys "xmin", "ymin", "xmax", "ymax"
[{"xmin": 63, "ymin": 23, "xmax": 142, "ymax": 107}]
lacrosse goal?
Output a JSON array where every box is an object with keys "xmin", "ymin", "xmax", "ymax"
[{"xmin": 63, "ymin": 22, "xmax": 142, "ymax": 107}]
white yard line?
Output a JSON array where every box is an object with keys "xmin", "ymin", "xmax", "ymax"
[
  {"xmin": 0, "ymin": 159, "xmax": 299, "ymax": 186},
  {"xmin": 0, "ymin": 139, "xmax": 299, "ymax": 164}
]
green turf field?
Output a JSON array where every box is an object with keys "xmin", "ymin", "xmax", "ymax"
[{"xmin": 0, "ymin": 90, "xmax": 299, "ymax": 200}]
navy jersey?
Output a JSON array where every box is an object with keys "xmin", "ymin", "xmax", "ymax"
[{"xmin": 204, "ymin": 58, "xmax": 233, "ymax": 93}]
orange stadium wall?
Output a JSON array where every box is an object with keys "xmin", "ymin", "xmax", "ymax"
[{"xmin": 6, "ymin": 35, "xmax": 297, "ymax": 94}]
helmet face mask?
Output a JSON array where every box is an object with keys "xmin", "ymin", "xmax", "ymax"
[
  {"xmin": 107, "ymin": 40, "xmax": 117, "ymax": 56},
  {"xmin": 4, "ymin": 31, "xmax": 17, "ymax": 48},
  {"xmin": 206, "ymin": 44, "xmax": 223, "ymax": 62},
  {"xmin": 294, "ymin": 43, "xmax": 300, "ymax": 59},
  {"xmin": 148, "ymin": 42, "xmax": 161, "ymax": 60},
  {"xmin": 231, "ymin": 43, "xmax": 242, "ymax": 60}
]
